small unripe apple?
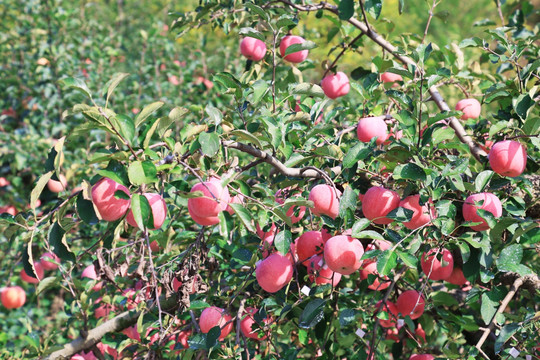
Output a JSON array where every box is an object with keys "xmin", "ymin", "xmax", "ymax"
[
  {"xmin": 376, "ymin": 300, "xmax": 398, "ymax": 328},
  {"xmin": 91, "ymin": 178, "xmax": 131, "ymax": 222},
  {"xmin": 47, "ymin": 174, "xmax": 67, "ymax": 193},
  {"xmin": 421, "ymin": 248, "xmax": 454, "ymax": 280},
  {"xmin": 381, "ymin": 72, "xmax": 403, "ymax": 84},
  {"xmin": 306, "ymin": 255, "xmax": 342, "ymax": 286},
  {"xmin": 324, "ymin": 235, "xmax": 364, "ymax": 275},
  {"xmin": 240, "ymin": 37, "xmax": 267, "ymax": 61},
  {"xmin": 296, "ymin": 231, "xmax": 327, "ymax": 266},
  {"xmin": 40, "ymin": 252, "xmax": 60, "ymax": 270},
  {"xmin": 1, "ymin": 286, "xmax": 26, "ymax": 309},
  {"xmin": 362, "ymin": 186, "xmax": 400, "ymax": 224},
  {"xmin": 399, "ymin": 195, "xmax": 436, "ymax": 229},
  {"xmin": 446, "ymin": 266, "xmax": 468, "ymax": 286},
  {"xmin": 279, "ymin": 35, "xmax": 309, "ymax": 63},
  {"xmin": 256, "ymin": 253, "xmax": 294, "ymax": 293},
  {"xmin": 489, "ymin": 140, "xmax": 527, "ymax": 177},
  {"xmin": 462, "ymin": 192, "xmax": 502, "ymax": 231},
  {"xmin": 20, "ymin": 261, "xmax": 44, "ymax": 284},
  {"xmin": 455, "ymin": 98, "xmax": 481, "ymax": 120},
  {"xmin": 199, "ymin": 306, "xmax": 233, "ymax": 341},
  {"xmin": 357, "ymin": 116, "xmax": 389, "ymax": 145},
  {"xmin": 409, "ymin": 355, "xmax": 434, "ymax": 360},
  {"xmin": 321, "ymin": 71, "xmax": 350, "ymax": 99},
  {"xmin": 308, "ymin": 184, "xmax": 341, "ymax": 219},
  {"xmin": 126, "ymin": 193, "xmax": 167, "ymax": 230},
  {"xmin": 240, "ymin": 307, "xmax": 269, "ymax": 340},
  {"xmin": 396, "ymin": 290, "xmax": 425, "ymax": 320},
  {"xmin": 360, "ymin": 261, "xmax": 390, "ymax": 291}
]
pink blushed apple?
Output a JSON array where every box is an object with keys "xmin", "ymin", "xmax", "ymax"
[
  {"xmin": 126, "ymin": 192, "xmax": 167, "ymax": 230},
  {"xmin": 91, "ymin": 178, "xmax": 131, "ymax": 222},
  {"xmin": 321, "ymin": 71, "xmax": 350, "ymax": 99},
  {"xmin": 399, "ymin": 195, "xmax": 436, "ymax": 230},
  {"xmin": 323, "ymin": 235, "xmax": 364, "ymax": 275},
  {"xmin": 421, "ymin": 248, "xmax": 454, "ymax": 280},
  {"xmin": 308, "ymin": 184, "xmax": 341, "ymax": 219},
  {"xmin": 357, "ymin": 116, "xmax": 389, "ymax": 145},
  {"xmin": 255, "ymin": 253, "xmax": 293, "ymax": 293},
  {"xmin": 240, "ymin": 37, "xmax": 267, "ymax": 61},
  {"xmin": 199, "ymin": 306, "xmax": 233, "ymax": 341},
  {"xmin": 362, "ymin": 186, "xmax": 400, "ymax": 224},
  {"xmin": 488, "ymin": 140, "xmax": 527, "ymax": 177},
  {"xmin": 462, "ymin": 192, "xmax": 502, "ymax": 231},
  {"xmin": 455, "ymin": 98, "xmax": 481, "ymax": 120},
  {"xmin": 279, "ymin": 35, "xmax": 309, "ymax": 63}
]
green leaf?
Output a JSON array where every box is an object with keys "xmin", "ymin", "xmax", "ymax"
[
  {"xmin": 431, "ymin": 291, "xmax": 459, "ymax": 307},
  {"xmin": 512, "ymin": 94, "xmax": 534, "ymax": 120},
  {"xmin": 292, "ymin": 83, "xmax": 325, "ymax": 98},
  {"xmin": 245, "ymin": 3, "xmax": 269, "ymax": 22},
  {"xmin": 198, "ymin": 132, "xmax": 220, "ymax": 157},
  {"xmin": 31, "ymin": 171, "xmax": 53, "ymax": 210},
  {"xmin": 105, "ymin": 73, "xmax": 130, "ymax": 107},
  {"xmin": 496, "ymin": 244, "xmax": 527, "ymax": 273},
  {"xmin": 205, "ymin": 105, "xmax": 222, "ymax": 126},
  {"xmin": 135, "ymin": 101, "xmax": 165, "ymax": 128},
  {"xmin": 284, "ymin": 41, "xmax": 317, "ymax": 56},
  {"xmin": 230, "ymin": 130, "xmax": 263, "ymax": 150},
  {"xmin": 480, "ymin": 292, "xmax": 498, "ymax": 325},
  {"xmin": 128, "ymin": 160, "xmax": 158, "ymax": 186},
  {"xmin": 398, "ymin": 251, "xmax": 417, "ymax": 268},
  {"xmin": 393, "ymin": 163, "xmax": 426, "ymax": 181},
  {"xmin": 385, "ymin": 90, "xmax": 412, "ymax": 110},
  {"xmin": 36, "ymin": 277, "xmax": 58, "ymax": 295},
  {"xmin": 398, "ymin": 0, "xmax": 405, "ymax": 14},
  {"xmin": 386, "ymin": 207, "xmax": 414, "ymax": 222},
  {"xmin": 131, "ymin": 193, "xmax": 153, "ymax": 230},
  {"xmin": 365, "ymin": 0, "xmax": 383, "ymax": 19},
  {"xmin": 355, "ymin": 230, "xmax": 385, "ymax": 241},
  {"xmin": 98, "ymin": 160, "xmax": 129, "ymax": 187},
  {"xmin": 58, "ymin": 77, "xmax": 92, "ymax": 99},
  {"xmin": 299, "ymin": 299, "xmax": 326, "ymax": 329},
  {"xmin": 339, "ymin": 308, "xmax": 356, "ymax": 326},
  {"xmin": 338, "ymin": 186, "xmax": 357, "ymax": 219},
  {"xmin": 76, "ymin": 193, "xmax": 99, "ymax": 225},
  {"xmin": 377, "ymin": 250, "xmax": 397, "ymax": 276},
  {"xmin": 274, "ymin": 230, "xmax": 292, "ymax": 256},
  {"xmin": 229, "ymin": 203, "xmax": 255, "ymax": 232},
  {"xmin": 343, "ymin": 142, "xmax": 372, "ymax": 168},
  {"xmin": 338, "ymin": 0, "xmax": 355, "ymax": 20},
  {"xmin": 189, "ymin": 300, "xmax": 210, "ymax": 310},
  {"xmin": 112, "ymin": 114, "xmax": 136, "ymax": 144},
  {"xmin": 238, "ymin": 27, "xmax": 265, "ymax": 41},
  {"xmin": 475, "ymin": 170, "xmax": 493, "ymax": 192},
  {"xmin": 351, "ymin": 219, "xmax": 371, "ymax": 236},
  {"xmin": 49, "ymin": 222, "xmax": 75, "ymax": 262},
  {"xmin": 276, "ymin": 14, "xmax": 298, "ymax": 29},
  {"xmin": 494, "ymin": 323, "xmax": 520, "ymax": 354}
]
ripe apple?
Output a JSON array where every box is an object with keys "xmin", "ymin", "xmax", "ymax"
[
  {"xmin": 462, "ymin": 192, "xmax": 502, "ymax": 231},
  {"xmin": 399, "ymin": 195, "xmax": 436, "ymax": 229},
  {"xmin": 187, "ymin": 180, "xmax": 229, "ymax": 220},
  {"xmin": 296, "ymin": 231, "xmax": 327, "ymax": 266},
  {"xmin": 386, "ymin": 327, "xmax": 400, "ymax": 342},
  {"xmin": 256, "ymin": 253, "xmax": 293, "ymax": 293},
  {"xmin": 324, "ymin": 235, "xmax": 364, "ymax": 275},
  {"xmin": 446, "ymin": 266, "xmax": 468, "ymax": 286},
  {"xmin": 421, "ymin": 248, "xmax": 454, "ymax": 280},
  {"xmin": 321, "ymin": 71, "xmax": 350, "ymax": 99},
  {"xmin": 360, "ymin": 261, "xmax": 390, "ymax": 291},
  {"xmin": 357, "ymin": 116, "xmax": 389, "ymax": 145},
  {"xmin": 381, "ymin": 72, "xmax": 403, "ymax": 84},
  {"xmin": 91, "ymin": 178, "xmax": 131, "ymax": 222},
  {"xmin": 240, "ymin": 37, "xmax": 267, "ymax": 61},
  {"xmin": 176, "ymin": 329, "xmax": 191, "ymax": 350},
  {"xmin": 125, "ymin": 192, "xmax": 167, "ymax": 230},
  {"xmin": 0, "ymin": 205, "xmax": 17, "ymax": 216},
  {"xmin": 455, "ymin": 98, "xmax": 481, "ymax": 120},
  {"xmin": 362, "ymin": 186, "xmax": 400, "ymax": 224},
  {"xmin": 199, "ymin": 306, "xmax": 233, "ymax": 341},
  {"xmin": 279, "ymin": 35, "xmax": 309, "ymax": 63},
  {"xmin": 20, "ymin": 261, "xmax": 44, "ymax": 283},
  {"xmin": 306, "ymin": 255, "xmax": 342, "ymax": 286},
  {"xmin": 308, "ymin": 184, "xmax": 341, "ymax": 219},
  {"xmin": 488, "ymin": 140, "xmax": 527, "ymax": 177},
  {"xmin": 1, "ymin": 286, "xmax": 26, "ymax": 309},
  {"xmin": 275, "ymin": 189, "xmax": 306, "ymax": 224},
  {"xmin": 396, "ymin": 290, "xmax": 425, "ymax": 320},
  {"xmin": 256, "ymin": 222, "xmax": 279, "ymax": 257},
  {"xmin": 409, "ymin": 355, "xmax": 434, "ymax": 360},
  {"xmin": 415, "ymin": 323, "xmax": 426, "ymax": 343},
  {"xmin": 240, "ymin": 307, "xmax": 270, "ymax": 340},
  {"xmin": 47, "ymin": 174, "xmax": 67, "ymax": 193},
  {"xmin": 0, "ymin": 177, "xmax": 10, "ymax": 187},
  {"xmin": 82, "ymin": 264, "xmax": 103, "ymax": 292},
  {"xmin": 376, "ymin": 300, "xmax": 398, "ymax": 328},
  {"xmin": 40, "ymin": 252, "xmax": 60, "ymax": 270}
]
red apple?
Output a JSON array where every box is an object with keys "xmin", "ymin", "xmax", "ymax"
[
  {"xmin": 306, "ymin": 255, "xmax": 342, "ymax": 286},
  {"xmin": 275, "ymin": 189, "xmax": 306, "ymax": 224},
  {"xmin": 187, "ymin": 180, "xmax": 229, "ymax": 219},
  {"xmin": 0, "ymin": 177, "xmax": 10, "ymax": 187},
  {"xmin": 240, "ymin": 307, "xmax": 270, "ymax": 340},
  {"xmin": 462, "ymin": 192, "xmax": 502, "ymax": 231},
  {"xmin": 1, "ymin": 286, "xmax": 26, "ymax": 309},
  {"xmin": 409, "ymin": 355, "xmax": 434, "ymax": 360},
  {"xmin": 82, "ymin": 264, "xmax": 103, "ymax": 292},
  {"xmin": 40, "ymin": 252, "xmax": 60, "ymax": 270},
  {"xmin": 296, "ymin": 231, "xmax": 327, "ymax": 266},
  {"xmin": 421, "ymin": 248, "xmax": 454, "ymax": 280},
  {"xmin": 455, "ymin": 98, "xmax": 481, "ymax": 120},
  {"xmin": 376, "ymin": 300, "xmax": 399, "ymax": 328},
  {"xmin": 91, "ymin": 178, "xmax": 131, "ymax": 222},
  {"xmin": 126, "ymin": 192, "xmax": 167, "ymax": 230},
  {"xmin": 381, "ymin": 72, "xmax": 403, "ymax": 84},
  {"xmin": 321, "ymin": 71, "xmax": 350, "ymax": 99},
  {"xmin": 0, "ymin": 205, "xmax": 17, "ymax": 216},
  {"xmin": 362, "ymin": 186, "xmax": 400, "ymax": 224},
  {"xmin": 240, "ymin": 37, "xmax": 267, "ymax": 61},
  {"xmin": 256, "ymin": 253, "xmax": 293, "ymax": 293},
  {"xmin": 279, "ymin": 35, "xmax": 309, "ymax": 63},
  {"xmin": 357, "ymin": 116, "xmax": 389, "ymax": 145},
  {"xmin": 399, "ymin": 195, "xmax": 436, "ymax": 230},
  {"xmin": 199, "ymin": 306, "xmax": 233, "ymax": 341},
  {"xmin": 20, "ymin": 261, "xmax": 44, "ymax": 284},
  {"xmin": 489, "ymin": 140, "xmax": 527, "ymax": 177},
  {"xmin": 396, "ymin": 290, "xmax": 425, "ymax": 320},
  {"xmin": 360, "ymin": 261, "xmax": 390, "ymax": 291},
  {"xmin": 446, "ymin": 266, "xmax": 468, "ymax": 286},
  {"xmin": 323, "ymin": 235, "xmax": 364, "ymax": 275},
  {"xmin": 308, "ymin": 184, "xmax": 341, "ymax": 219},
  {"xmin": 415, "ymin": 323, "xmax": 426, "ymax": 343}
]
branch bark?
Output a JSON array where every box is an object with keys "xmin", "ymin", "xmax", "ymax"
[{"xmin": 275, "ymin": 0, "xmax": 487, "ymax": 161}]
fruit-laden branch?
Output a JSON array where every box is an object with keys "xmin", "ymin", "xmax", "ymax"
[
  {"xmin": 222, "ymin": 140, "xmax": 341, "ymax": 179},
  {"xmin": 42, "ymin": 296, "xmax": 179, "ymax": 360},
  {"xmin": 273, "ymin": 0, "xmax": 487, "ymax": 161}
]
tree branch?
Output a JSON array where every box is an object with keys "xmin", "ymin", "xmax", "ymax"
[{"xmin": 275, "ymin": 0, "xmax": 487, "ymax": 161}]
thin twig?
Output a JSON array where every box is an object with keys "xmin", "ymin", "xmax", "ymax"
[
  {"xmin": 421, "ymin": 0, "xmax": 439, "ymax": 44},
  {"xmin": 322, "ymin": 32, "xmax": 364, "ymax": 79}
]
